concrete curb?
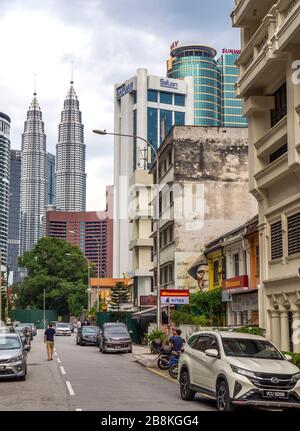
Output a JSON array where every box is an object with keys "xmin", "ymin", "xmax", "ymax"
[{"xmin": 132, "ymin": 354, "xmax": 158, "ymax": 368}]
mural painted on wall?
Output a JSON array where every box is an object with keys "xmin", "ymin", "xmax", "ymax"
[{"xmin": 175, "ymin": 252, "xmax": 208, "ymax": 293}]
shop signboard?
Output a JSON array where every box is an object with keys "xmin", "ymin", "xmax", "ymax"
[
  {"xmin": 222, "ymin": 275, "xmax": 249, "ymax": 295},
  {"xmin": 160, "ymin": 289, "xmax": 189, "ymax": 305}
]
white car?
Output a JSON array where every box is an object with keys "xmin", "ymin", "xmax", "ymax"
[
  {"xmin": 178, "ymin": 331, "xmax": 300, "ymax": 411},
  {"xmin": 55, "ymin": 323, "xmax": 72, "ymax": 336}
]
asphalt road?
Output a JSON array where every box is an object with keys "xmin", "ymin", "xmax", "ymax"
[{"xmin": 0, "ymin": 330, "xmax": 216, "ymax": 411}]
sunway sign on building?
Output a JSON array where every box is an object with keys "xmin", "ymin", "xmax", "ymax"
[
  {"xmin": 222, "ymin": 48, "xmax": 241, "ymax": 55},
  {"xmin": 160, "ymin": 289, "xmax": 189, "ymax": 305}
]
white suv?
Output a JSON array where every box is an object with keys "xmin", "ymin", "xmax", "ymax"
[{"xmin": 178, "ymin": 331, "xmax": 300, "ymax": 411}]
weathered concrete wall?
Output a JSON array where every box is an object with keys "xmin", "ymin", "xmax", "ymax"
[{"xmin": 170, "ymin": 126, "xmax": 257, "ymax": 253}]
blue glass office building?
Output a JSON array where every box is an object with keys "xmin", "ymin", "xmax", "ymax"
[
  {"xmin": 217, "ymin": 52, "xmax": 248, "ymax": 128},
  {"xmin": 167, "ymin": 44, "xmax": 247, "ymax": 128}
]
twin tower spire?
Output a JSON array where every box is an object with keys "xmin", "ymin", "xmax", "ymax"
[{"xmin": 20, "ymin": 73, "xmax": 86, "ymax": 255}]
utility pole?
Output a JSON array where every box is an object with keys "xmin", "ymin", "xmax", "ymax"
[{"xmin": 43, "ymin": 288, "xmax": 46, "ymax": 330}]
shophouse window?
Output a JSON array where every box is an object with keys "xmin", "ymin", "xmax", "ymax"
[
  {"xmin": 244, "ymin": 250, "xmax": 247, "ymax": 274},
  {"xmin": 287, "ymin": 212, "xmax": 300, "ymax": 256},
  {"xmin": 271, "ymin": 83, "xmax": 287, "ymax": 127},
  {"xmin": 269, "ymin": 143, "xmax": 288, "ymax": 164},
  {"xmin": 213, "ymin": 260, "xmax": 219, "ymax": 285},
  {"xmin": 175, "ymin": 111, "xmax": 185, "ymax": 125},
  {"xmin": 169, "ymin": 265, "xmax": 174, "ymax": 282},
  {"xmin": 255, "ymin": 246, "xmax": 260, "ymax": 277},
  {"xmin": 160, "ymin": 91, "xmax": 173, "ymax": 105},
  {"xmin": 233, "ymin": 253, "xmax": 239, "ymax": 276},
  {"xmin": 270, "ymin": 220, "xmax": 283, "ymax": 260}
]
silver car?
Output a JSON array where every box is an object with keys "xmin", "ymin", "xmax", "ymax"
[{"xmin": 0, "ymin": 333, "xmax": 29, "ymax": 380}]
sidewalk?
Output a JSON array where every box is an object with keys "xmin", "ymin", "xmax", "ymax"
[{"xmin": 132, "ymin": 344, "xmax": 158, "ymax": 367}]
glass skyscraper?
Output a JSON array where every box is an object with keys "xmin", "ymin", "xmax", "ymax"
[
  {"xmin": 217, "ymin": 52, "xmax": 248, "ymax": 128},
  {"xmin": 167, "ymin": 44, "xmax": 247, "ymax": 128},
  {"xmin": 8, "ymin": 150, "xmax": 21, "ymax": 284}
]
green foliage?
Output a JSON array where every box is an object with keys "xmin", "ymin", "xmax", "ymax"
[
  {"xmin": 282, "ymin": 352, "xmax": 300, "ymax": 369},
  {"xmin": 170, "ymin": 310, "xmax": 208, "ymax": 326},
  {"xmin": 231, "ymin": 326, "xmax": 266, "ymax": 337},
  {"xmin": 109, "ymin": 282, "xmax": 131, "ymax": 312},
  {"xmin": 146, "ymin": 329, "xmax": 167, "ymax": 345},
  {"xmin": 173, "ymin": 289, "xmax": 223, "ymax": 326},
  {"xmin": 16, "ymin": 237, "xmax": 88, "ymax": 316}
]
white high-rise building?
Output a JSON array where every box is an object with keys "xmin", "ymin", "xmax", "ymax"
[
  {"xmin": 55, "ymin": 80, "xmax": 86, "ymax": 211},
  {"xmin": 20, "ymin": 93, "xmax": 47, "ymax": 255},
  {"xmin": 113, "ymin": 68, "xmax": 194, "ymax": 303}
]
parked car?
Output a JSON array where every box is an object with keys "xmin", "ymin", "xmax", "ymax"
[
  {"xmin": 98, "ymin": 323, "xmax": 132, "ymax": 353},
  {"xmin": 50, "ymin": 321, "xmax": 60, "ymax": 329},
  {"xmin": 0, "ymin": 326, "xmax": 15, "ymax": 334},
  {"xmin": 178, "ymin": 331, "xmax": 300, "ymax": 411},
  {"xmin": 15, "ymin": 323, "xmax": 34, "ymax": 341},
  {"xmin": 14, "ymin": 326, "xmax": 31, "ymax": 350},
  {"xmin": 55, "ymin": 322, "xmax": 72, "ymax": 336},
  {"xmin": 76, "ymin": 326, "xmax": 99, "ymax": 345},
  {"xmin": 0, "ymin": 333, "xmax": 29, "ymax": 380}
]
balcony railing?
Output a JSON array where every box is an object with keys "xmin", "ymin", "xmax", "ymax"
[{"xmin": 237, "ymin": 1, "xmax": 300, "ymax": 88}]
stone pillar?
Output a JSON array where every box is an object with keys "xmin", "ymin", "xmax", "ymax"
[
  {"xmin": 280, "ymin": 310, "xmax": 290, "ymax": 352},
  {"xmin": 292, "ymin": 310, "xmax": 300, "ymax": 354},
  {"xmin": 236, "ymin": 311, "xmax": 242, "ymax": 326},
  {"xmin": 270, "ymin": 310, "xmax": 281, "ymax": 348}
]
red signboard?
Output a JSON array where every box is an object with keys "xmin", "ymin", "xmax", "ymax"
[
  {"xmin": 140, "ymin": 295, "xmax": 157, "ymax": 307},
  {"xmin": 160, "ymin": 289, "xmax": 189, "ymax": 297},
  {"xmin": 222, "ymin": 275, "xmax": 249, "ymax": 294}
]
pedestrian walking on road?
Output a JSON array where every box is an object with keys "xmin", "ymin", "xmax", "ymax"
[
  {"xmin": 77, "ymin": 319, "xmax": 82, "ymax": 330},
  {"xmin": 44, "ymin": 323, "xmax": 56, "ymax": 361}
]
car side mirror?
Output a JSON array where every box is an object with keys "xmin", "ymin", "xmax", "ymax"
[
  {"xmin": 24, "ymin": 345, "xmax": 30, "ymax": 352},
  {"xmin": 205, "ymin": 348, "xmax": 219, "ymax": 359},
  {"xmin": 284, "ymin": 354, "xmax": 293, "ymax": 362}
]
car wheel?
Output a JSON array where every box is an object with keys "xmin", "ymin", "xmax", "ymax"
[
  {"xmin": 180, "ymin": 370, "xmax": 195, "ymax": 401},
  {"xmin": 216, "ymin": 380, "xmax": 234, "ymax": 411}
]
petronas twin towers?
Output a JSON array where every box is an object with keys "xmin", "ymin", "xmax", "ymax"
[{"xmin": 20, "ymin": 80, "xmax": 86, "ymax": 255}]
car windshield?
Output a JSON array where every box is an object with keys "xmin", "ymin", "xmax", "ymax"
[
  {"xmin": 222, "ymin": 338, "xmax": 284, "ymax": 359},
  {"xmin": 0, "ymin": 336, "xmax": 21, "ymax": 350},
  {"xmin": 82, "ymin": 327, "xmax": 98, "ymax": 333},
  {"xmin": 104, "ymin": 326, "xmax": 128, "ymax": 336},
  {"xmin": 56, "ymin": 323, "xmax": 69, "ymax": 328}
]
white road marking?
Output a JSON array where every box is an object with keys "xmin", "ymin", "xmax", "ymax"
[
  {"xmin": 54, "ymin": 352, "xmax": 57, "ymax": 356},
  {"xmin": 66, "ymin": 381, "xmax": 75, "ymax": 396},
  {"xmin": 60, "ymin": 366, "xmax": 66, "ymax": 375},
  {"xmin": 75, "ymin": 408, "xmax": 82, "ymax": 411},
  {"xmin": 57, "ymin": 357, "xmax": 61, "ymax": 363}
]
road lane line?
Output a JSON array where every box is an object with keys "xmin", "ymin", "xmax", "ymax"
[
  {"xmin": 76, "ymin": 408, "xmax": 82, "ymax": 411},
  {"xmin": 146, "ymin": 367, "xmax": 177, "ymax": 383},
  {"xmin": 60, "ymin": 366, "xmax": 66, "ymax": 375},
  {"xmin": 57, "ymin": 357, "xmax": 61, "ymax": 363},
  {"xmin": 54, "ymin": 352, "xmax": 57, "ymax": 356},
  {"xmin": 66, "ymin": 381, "xmax": 75, "ymax": 396}
]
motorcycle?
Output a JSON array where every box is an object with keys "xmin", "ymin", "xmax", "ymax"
[
  {"xmin": 168, "ymin": 350, "xmax": 183, "ymax": 379},
  {"xmin": 156, "ymin": 345, "xmax": 173, "ymax": 370}
]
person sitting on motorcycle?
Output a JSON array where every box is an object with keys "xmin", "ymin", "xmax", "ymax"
[{"xmin": 169, "ymin": 328, "xmax": 185, "ymax": 353}]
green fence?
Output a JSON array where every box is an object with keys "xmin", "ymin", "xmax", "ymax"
[
  {"xmin": 12, "ymin": 309, "xmax": 58, "ymax": 329},
  {"xmin": 96, "ymin": 312, "xmax": 138, "ymax": 343}
]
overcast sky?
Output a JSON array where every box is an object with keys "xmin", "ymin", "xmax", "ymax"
[{"xmin": 0, "ymin": 0, "xmax": 239, "ymax": 210}]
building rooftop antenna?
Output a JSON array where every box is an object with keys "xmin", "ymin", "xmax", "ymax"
[
  {"xmin": 70, "ymin": 61, "xmax": 74, "ymax": 85},
  {"xmin": 33, "ymin": 73, "xmax": 37, "ymax": 96}
]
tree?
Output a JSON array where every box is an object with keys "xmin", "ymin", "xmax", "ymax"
[
  {"xmin": 16, "ymin": 237, "xmax": 89, "ymax": 316},
  {"xmin": 109, "ymin": 281, "xmax": 131, "ymax": 316}
]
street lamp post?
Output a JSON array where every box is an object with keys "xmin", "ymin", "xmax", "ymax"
[
  {"xmin": 88, "ymin": 234, "xmax": 101, "ymax": 312},
  {"xmin": 93, "ymin": 129, "xmax": 161, "ymax": 329}
]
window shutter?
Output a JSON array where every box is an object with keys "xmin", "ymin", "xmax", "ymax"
[
  {"xmin": 288, "ymin": 213, "xmax": 300, "ymax": 256},
  {"xmin": 270, "ymin": 221, "xmax": 283, "ymax": 260}
]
